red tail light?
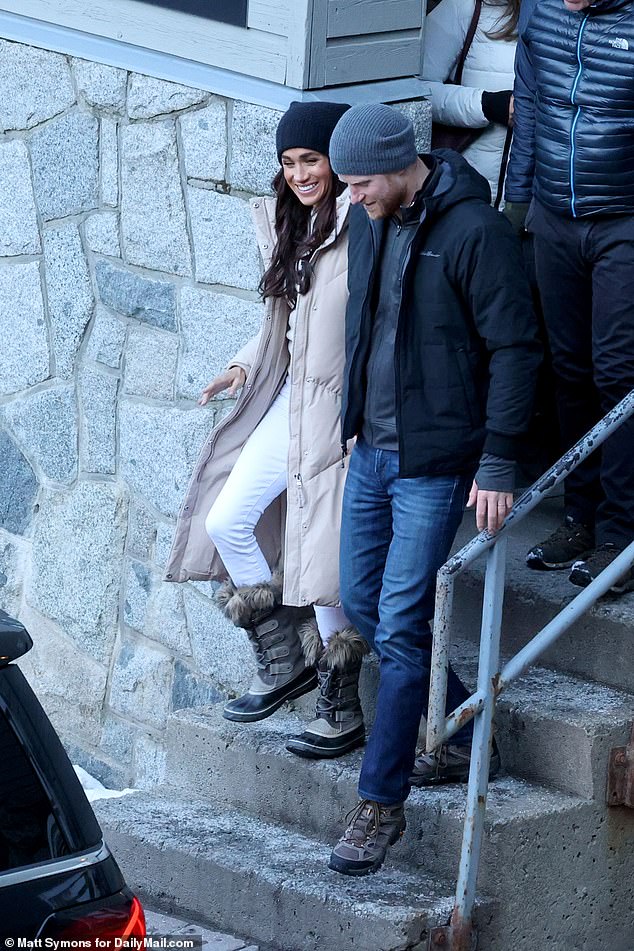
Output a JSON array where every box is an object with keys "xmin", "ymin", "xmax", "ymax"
[{"xmin": 40, "ymin": 892, "xmax": 146, "ymax": 943}]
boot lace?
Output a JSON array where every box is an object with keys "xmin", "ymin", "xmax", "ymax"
[{"xmin": 342, "ymin": 799, "xmax": 381, "ymax": 846}]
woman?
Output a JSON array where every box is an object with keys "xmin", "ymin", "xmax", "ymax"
[
  {"xmin": 422, "ymin": 0, "xmax": 519, "ymax": 206},
  {"xmin": 165, "ymin": 101, "xmax": 366, "ymax": 760}
]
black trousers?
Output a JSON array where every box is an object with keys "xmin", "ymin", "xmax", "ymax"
[{"xmin": 529, "ymin": 200, "xmax": 634, "ymax": 547}]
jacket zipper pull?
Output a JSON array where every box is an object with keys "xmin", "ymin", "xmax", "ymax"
[{"xmin": 295, "ymin": 473, "xmax": 305, "ymax": 508}]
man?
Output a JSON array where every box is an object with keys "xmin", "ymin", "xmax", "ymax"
[
  {"xmin": 505, "ymin": 0, "xmax": 634, "ymax": 592},
  {"xmin": 326, "ymin": 104, "xmax": 541, "ymax": 876}
]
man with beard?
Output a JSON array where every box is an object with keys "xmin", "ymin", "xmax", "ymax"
[{"xmin": 325, "ymin": 104, "xmax": 541, "ymax": 875}]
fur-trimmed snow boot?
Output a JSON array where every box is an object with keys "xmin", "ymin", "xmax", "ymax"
[
  {"xmin": 217, "ymin": 572, "xmax": 317, "ymax": 722},
  {"xmin": 286, "ymin": 623, "xmax": 368, "ymax": 758}
]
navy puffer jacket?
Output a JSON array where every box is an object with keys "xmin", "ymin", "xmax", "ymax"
[{"xmin": 506, "ymin": 0, "xmax": 634, "ymax": 217}]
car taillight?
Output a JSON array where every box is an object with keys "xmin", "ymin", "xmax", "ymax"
[{"xmin": 40, "ymin": 892, "xmax": 146, "ymax": 942}]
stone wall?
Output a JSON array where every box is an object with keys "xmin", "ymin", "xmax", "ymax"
[{"xmin": 0, "ymin": 36, "xmax": 431, "ymax": 787}]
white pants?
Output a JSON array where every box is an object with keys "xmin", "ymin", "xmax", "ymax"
[{"xmin": 205, "ymin": 381, "xmax": 349, "ymax": 645}]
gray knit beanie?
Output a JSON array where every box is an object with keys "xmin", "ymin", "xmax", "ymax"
[{"xmin": 329, "ymin": 103, "xmax": 418, "ymax": 176}]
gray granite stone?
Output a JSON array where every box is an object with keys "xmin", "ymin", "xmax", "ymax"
[
  {"xmin": 127, "ymin": 502, "xmax": 157, "ymax": 560},
  {"xmin": 188, "ymin": 188, "xmax": 261, "ymax": 290},
  {"xmin": 121, "ymin": 121, "xmax": 192, "ymax": 276},
  {"xmin": 67, "ymin": 742, "xmax": 129, "ymax": 791},
  {"xmin": 124, "ymin": 326, "xmax": 179, "ymax": 401},
  {"xmin": 109, "ymin": 636, "xmax": 173, "ymax": 730},
  {"xmin": 0, "ymin": 39, "xmax": 75, "ymax": 132},
  {"xmin": 72, "ymin": 58, "xmax": 127, "ymax": 112},
  {"xmin": 27, "ymin": 482, "xmax": 127, "ymax": 663},
  {"xmin": 154, "ymin": 522, "xmax": 175, "ymax": 569},
  {"xmin": 229, "ymin": 101, "xmax": 281, "ymax": 195},
  {"xmin": 124, "ymin": 559, "xmax": 154, "ymax": 632},
  {"xmin": 133, "ymin": 731, "xmax": 167, "ymax": 788},
  {"xmin": 100, "ymin": 118, "xmax": 119, "ymax": 207},
  {"xmin": 172, "ymin": 659, "xmax": 222, "ymax": 710},
  {"xmin": 128, "ymin": 74, "xmax": 208, "ymax": 119},
  {"xmin": 2, "ymin": 383, "xmax": 78, "ymax": 486},
  {"xmin": 394, "ymin": 98, "xmax": 433, "ymax": 154},
  {"xmin": 184, "ymin": 587, "xmax": 254, "ymax": 693},
  {"xmin": 85, "ymin": 305, "xmax": 127, "ymax": 369},
  {"xmin": 119, "ymin": 400, "xmax": 212, "ymax": 518},
  {"xmin": 100, "ymin": 715, "xmax": 136, "ymax": 766},
  {"xmin": 95, "ymin": 260, "xmax": 176, "ymax": 331},
  {"xmin": 0, "ymin": 140, "xmax": 40, "ymax": 256},
  {"xmin": 83, "ymin": 211, "xmax": 120, "ymax": 256},
  {"xmin": 17, "ymin": 604, "xmax": 108, "ymax": 746},
  {"xmin": 43, "ymin": 223, "xmax": 94, "ymax": 379},
  {"xmin": 78, "ymin": 365, "xmax": 118, "ymax": 474},
  {"xmin": 180, "ymin": 99, "xmax": 227, "ymax": 181},
  {"xmin": 0, "ymin": 532, "xmax": 28, "ymax": 614},
  {"xmin": 145, "ymin": 582, "xmax": 191, "ymax": 655},
  {"xmin": 178, "ymin": 286, "xmax": 263, "ymax": 400},
  {"xmin": 30, "ymin": 110, "xmax": 99, "ymax": 220},
  {"xmin": 0, "ymin": 433, "xmax": 38, "ymax": 536},
  {"xmin": 0, "ymin": 262, "xmax": 49, "ymax": 396}
]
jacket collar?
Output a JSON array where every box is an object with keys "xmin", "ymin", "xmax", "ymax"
[{"xmin": 250, "ymin": 191, "xmax": 350, "ymax": 265}]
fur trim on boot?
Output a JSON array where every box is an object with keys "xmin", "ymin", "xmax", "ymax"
[
  {"xmin": 286, "ymin": 625, "xmax": 367, "ymax": 759},
  {"xmin": 215, "ymin": 570, "xmax": 284, "ymax": 627},
  {"xmin": 297, "ymin": 618, "xmax": 324, "ymax": 668},
  {"xmin": 322, "ymin": 626, "xmax": 369, "ymax": 671}
]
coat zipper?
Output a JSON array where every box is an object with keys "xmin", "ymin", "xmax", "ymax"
[
  {"xmin": 569, "ymin": 13, "xmax": 590, "ymax": 218},
  {"xmin": 341, "ymin": 220, "xmax": 379, "ymax": 461}
]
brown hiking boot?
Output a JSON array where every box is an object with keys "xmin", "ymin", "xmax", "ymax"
[
  {"xmin": 216, "ymin": 573, "xmax": 317, "ymax": 722},
  {"xmin": 409, "ymin": 739, "xmax": 501, "ymax": 787},
  {"xmin": 286, "ymin": 625, "xmax": 368, "ymax": 759},
  {"xmin": 328, "ymin": 799, "xmax": 405, "ymax": 876}
]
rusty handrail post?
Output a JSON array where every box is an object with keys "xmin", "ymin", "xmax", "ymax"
[
  {"xmin": 448, "ymin": 537, "xmax": 507, "ymax": 950},
  {"xmin": 426, "ymin": 571, "xmax": 454, "ymax": 753}
]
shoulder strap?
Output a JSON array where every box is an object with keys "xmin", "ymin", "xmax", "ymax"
[{"xmin": 453, "ymin": 0, "xmax": 483, "ymax": 85}]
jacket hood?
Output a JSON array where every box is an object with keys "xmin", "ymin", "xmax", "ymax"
[{"xmin": 421, "ymin": 150, "xmax": 492, "ymax": 218}]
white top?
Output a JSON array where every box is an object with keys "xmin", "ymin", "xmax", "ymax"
[{"xmin": 422, "ymin": 0, "xmax": 517, "ymax": 206}]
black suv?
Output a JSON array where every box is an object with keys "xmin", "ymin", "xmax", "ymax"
[{"xmin": 0, "ymin": 610, "xmax": 146, "ymax": 938}]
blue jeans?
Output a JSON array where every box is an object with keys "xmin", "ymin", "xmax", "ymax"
[{"xmin": 340, "ymin": 439, "xmax": 473, "ymax": 805}]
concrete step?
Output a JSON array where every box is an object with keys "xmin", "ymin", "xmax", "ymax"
[
  {"xmin": 95, "ymin": 790, "xmax": 461, "ymax": 951},
  {"xmin": 96, "ymin": 784, "xmax": 634, "ymax": 951},
  {"xmin": 164, "ymin": 704, "xmax": 594, "ymax": 882},
  {"xmin": 452, "ymin": 498, "xmax": 634, "ymax": 692},
  {"xmin": 284, "ymin": 641, "xmax": 633, "ymax": 800}
]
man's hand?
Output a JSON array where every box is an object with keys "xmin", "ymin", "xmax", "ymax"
[
  {"xmin": 198, "ymin": 367, "xmax": 246, "ymax": 406},
  {"xmin": 467, "ymin": 481, "xmax": 513, "ymax": 534}
]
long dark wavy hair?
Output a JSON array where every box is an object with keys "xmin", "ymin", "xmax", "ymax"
[
  {"xmin": 485, "ymin": 0, "xmax": 520, "ymax": 40},
  {"xmin": 259, "ymin": 164, "xmax": 345, "ymax": 307}
]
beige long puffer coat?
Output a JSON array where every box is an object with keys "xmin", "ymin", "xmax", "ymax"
[{"xmin": 165, "ymin": 192, "xmax": 350, "ymax": 607}]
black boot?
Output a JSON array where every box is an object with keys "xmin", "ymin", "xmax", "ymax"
[
  {"xmin": 217, "ymin": 572, "xmax": 317, "ymax": 722},
  {"xmin": 286, "ymin": 624, "xmax": 368, "ymax": 759}
]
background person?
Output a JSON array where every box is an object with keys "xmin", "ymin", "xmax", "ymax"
[
  {"xmin": 506, "ymin": 0, "xmax": 634, "ymax": 593},
  {"xmin": 422, "ymin": 0, "xmax": 519, "ymax": 207},
  {"xmin": 166, "ymin": 101, "xmax": 369, "ymax": 760}
]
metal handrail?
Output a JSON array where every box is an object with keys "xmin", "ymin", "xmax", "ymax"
[{"xmin": 425, "ymin": 389, "xmax": 634, "ymax": 951}]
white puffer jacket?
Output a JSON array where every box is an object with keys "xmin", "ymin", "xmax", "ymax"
[{"xmin": 422, "ymin": 0, "xmax": 516, "ymax": 207}]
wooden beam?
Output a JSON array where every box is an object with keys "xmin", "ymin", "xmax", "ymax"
[
  {"xmin": 327, "ymin": 0, "xmax": 421, "ymax": 38},
  {"xmin": 325, "ymin": 32, "xmax": 421, "ymax": 85},
  {"xmin": 0, "ymin": 0, "xmax": 287, "ymax": 83}
]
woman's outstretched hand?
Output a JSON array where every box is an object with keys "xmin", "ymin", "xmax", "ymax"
[{"xmin": 198, "ymin": 367, "xmax": 246, "ymax": 405}]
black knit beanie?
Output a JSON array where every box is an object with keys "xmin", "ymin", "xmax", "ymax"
[{"xmin": 276, "ymin": 100, "xmax": 351, "ymax": 162}]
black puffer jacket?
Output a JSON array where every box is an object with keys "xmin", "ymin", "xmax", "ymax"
[
  {"xmin": 506, "ymin": 0, "xmax": 634, "ymax": 216},
  {"xmin": 341, "ymin": 152, "xmax": 542, "ymax": 478}
]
